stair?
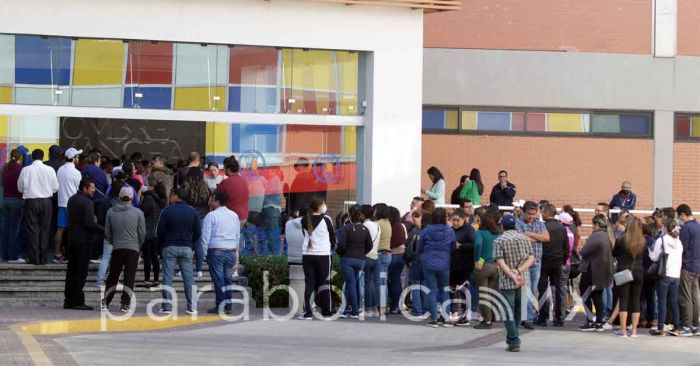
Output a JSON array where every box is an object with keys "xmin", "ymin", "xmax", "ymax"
[{"xmin": 0, "ymin": 263, "xmax": 255, "ymax": 308}]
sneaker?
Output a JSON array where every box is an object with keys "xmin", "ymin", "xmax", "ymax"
[
  {"xmin": 612, "ymin": 330, "xmax": 628, "ymax": 338},
  {"xmin": 196, "ymin": 271, "xmax": 203, "ymax": 278},
  {"xmin": 678, "ymin": 327, "xmax": 694, "ymax": 337},
  {"xmin": 158, "ymin": 308, "xmax": 172, "ymax": 315},
  {"xmin": 339, "ymin": 313, "xmax": 349, "ymax": 319},
  {"xmin": 629, "ymin": 333, "xmax": 638, "ymax": 338},
  {"xmin": 474, "ymin": 321, "xmax": 492, "ymax": 329},
  {"xmin": 602, "ymin": 322, "xmax": 613, "ymax": 331},
  {"xmin": 298, "ymin": 314, "xmax": 313, "ymax": 320},
  {"xmin": 594, "ymin": 323, "xmax": 606, "ymax": 332},
  {"xmin": 116, "ymin": 283, "xmax": 124, "ymax": 292},
  {"xmin": 89, "ymin": 259, "xmax": 101, "ymax": 264},
  {"xmin": 425, "ymin": 320, "xmax": 439, "ymax": 328},
  {"xmin": 120, "ymin": 304, "xmax": 130, "ymax": 313},
  {"xmin": 186, "ymin": 308, "xmax": 198, "ymax": 315},
  {"xmin": 552, "ymin": 320, "xmax": 565, "ymax": 327},
  {"xmin": 348, "ymin": 314, "xmax": 360, "ymax": 320},
  {"xmin": 579, "ymin": 323, "xmax": 597, "ymax": 332},
  {"xmin": 100, "ymin": 301, "xmax": 108, "ymax": 312},
  {"xmin": 8, "ymin": 258, "xmax": 27, "ymax": 264},
  {"xmin": 521, "ymin": 321, "xmax": 535, "ymax": 330},
  {"xmin": 667, "ymin": 328, "xmax": 680, "ymax": 336},
  {"xmin": 693, "ymin": 327, "xmax": 700, "ymax": 336},
  {"xmin": 649, "ymin": 329, "xmax": 666, "ymax": 336},
  {"xmin": 389, "ymin": 308, "xmax": 401, "ymax": 315},
  {"xmin": 454, "ymin": 317, "xmax": 471, "ymax": 327},
  {"xmin": 437, "ymin": 316, "xmax": 453, "ymax": 328},
  {"xmin": 176, "ymin": 271, "xmax": 181, "ymax": 277},
  {"xmin": 507, "ymin": 345, "xmax": 521, "ymax": 353},
  {"xmin": 52, "ymin": 255, "xmax": 66, "ymax": 264}
]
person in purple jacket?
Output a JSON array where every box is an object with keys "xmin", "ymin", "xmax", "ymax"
[{"xmin": 81, "ymin": 151, "xmax": 109, "ymax": 204}]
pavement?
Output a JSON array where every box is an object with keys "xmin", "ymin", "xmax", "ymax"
[{"xmin": 3, "ymin": 306, "xmax": 700, "ymax": 366}]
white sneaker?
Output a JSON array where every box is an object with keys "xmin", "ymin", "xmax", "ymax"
[
  {"xmin": 89, "ymin": 259, "xmax": 101, "ymax": 264},
  {"xmin": 602, "ymin": 323, "xmax": 613, "ymax": 331},
  {"xmin": 159, "ymin": 308, "xmax": 172, "ymax": 315},
  {"xmin": 196, "ymin": 271, "xmax": 203, "ymax": 277},
  {"xmin": 176, "ymin": 271, "xmax": 182, "ymax": 277},
  {"xmin": 8, "ymin": 258, "xmax": 27, "ymax": 264},
  {"xmin": 186, "ymin": 308, "xmax": 198, "ymax": 315},
  {"xmin": 116, "ymin": 283, "xmax": 124, "ymax": 291}
]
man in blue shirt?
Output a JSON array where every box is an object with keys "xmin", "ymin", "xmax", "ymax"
[
  {"xmin": 157, "ymin": 187, "xmax": 202, "ymax": 315},
  {"xmin": 677, "ymin": 204, "xmax": 700, "ymax": 334},
  {"xmin": 609, "ymin": 181, "xmax": 637, "ymax": 221},
  {"xmin": 201, "ymin": 192, "xmax": 240, "ymax": 315},
  {"xmin": 515, "ymin": 201, "xmax": 550, "ymax": 329}
]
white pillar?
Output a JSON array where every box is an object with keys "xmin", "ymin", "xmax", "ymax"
[{"xmin": 654, "ymin": 110, "xmax": 674, "ymax": 207}]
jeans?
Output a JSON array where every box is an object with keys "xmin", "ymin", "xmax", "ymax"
[
  {"xmin": 2, "ymin": 198, "xmax": 25, "ymax": 261},
  {"xmin": 537, "ymin": 260, "xmax": 563, "ymax": 322},
  {"xmin": 603, "ymin": 286, "xmax": 614, "ymax": 317},
  {"xmin": 680, "ymin": 269, "xmax": 700, "ymax": 328},
  {"xmin": 364, "ymin": 258, "xmax": 380, "ymax": 309},
  {"xmin": 341, "ymin": 257, "xmax": 365, "ymax": 315},
  {"xmin": 468, "ymin": 272, "xmax": 479, "ymax": 312},
  {"xmin": 208, "ymin": 250, "xmax": 236, "ymax": 309},
  {"xmin": 408, "ymin": 261, "xmax": 424, "ymax": 315},
  {"xmin": 378, "ymin": 252, "xmax": 392, "ymax": 309},
  {"xmin": 96, "ymin": 242, "xmax": 113, "ymax": 286},
  {"xmin": 423, "ymin": 267, "xmax": 450, "ymax": 321},
  {"xmin": 642, "ymin": 275, "xmax": 657, "ymax": 323},
  {"xmin": 388, "ymin": 254, "xmax": 404, "ymax": 311},
  {"xmin": 195, "ymin": 237, "xmax": 204, "ymax": 273},
  {"xmin": 162, "ymin": 246, "xmax": 195, "ymax": 311},
  {"xmin": 501, "ymin": 289, "xmax": 523, "ymax": 347},
  {"xmin": 656, "ymin": 276, "xmax": 681, "ymax": 330},
  {"xmin": 526, "ymin": 261, "xmax": 541, "ymax": 322}
]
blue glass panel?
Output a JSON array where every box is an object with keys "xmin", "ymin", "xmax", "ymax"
[
  {"xmin": 228, "ymin": 86, "xmax": 277, "ymax": 113},
  {"xmin": 236, "ymin": 124, "xmax": 281, "ymax": 153},
  {"xmin": 422, "ymin": 109, "xmax": 444, "ymax": 129},
  {"xmin": 619, "ymin": 115, "xmax": 650, "ymax": 135},
  {"xmin": 477, "ymin": 112, "xmax": 510, "ymax": 131},
  {"xmin": 123, "ymin": 87, "xmax": 172, "ymax": 109},
  {"xmin": 15, "ymin": 35, "xmax": 71, "ymax": 85}
]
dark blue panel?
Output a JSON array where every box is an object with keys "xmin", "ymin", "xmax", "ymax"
[
  {"xmin": 228, "ymin": 86, "xmax": 242, "ymax": 112},
  {"xmin": 422, "ymin": 109, "xmax": 444, "ymax": 129},
  {"xmin": 228, "ymin": 86, "xmax": 277, "ymax": 113},
  {"xmin": 15, "ymin": 35, "xmax": 71, "ymax": 85},
  {"xmin": 477, "ymin": 112, "xmax": 510, "ymax": 131},
  {"xmin": 123, "ymin": 87, "xmax": 172, "ymax": 109},
  {"xmin": 619, "ymin": 115, "xmax": 650, "ymax": 135},
  {"xmin": 230, "ymin": 124, "xmax": 241, "ymax": 153}
]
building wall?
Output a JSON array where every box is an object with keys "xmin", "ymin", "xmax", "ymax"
[
  {"xmin": 678, "ymin": 0, "xmax": 700, "ymax": 56},
  {"xmin": 422, "ymin": 134, "xmax": 654, "ymax": 210},
  {"xmin": 424, "ymin": 0, "xmax": 652, "ymax": 54},
  {"xmin": 673, "ymin": 142, "xmax": 700, "ymax": 209}
]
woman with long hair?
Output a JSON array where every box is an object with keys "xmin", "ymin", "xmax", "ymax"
[
  {"xmin": 611, "ymin": 215, "xmax": 645, "ymax": 337},
  {"xmin": 419, "ymin": 208, "xmax": 456, "ymax": 327},
  {"xmin": 578, "ymin": 214, "xmax": 614, "ymax": 331},
  {"xmin": 139, "ymin": 180, "xmax": 167, "ymax": 287},
  {"xmin": 640, "ymin": 222, "xmax": 658, "ymax": 329},
  {"xmin": 182, "ymin": 167, "xmax": 211, "ymax": 277},
  {"xmin": 450, "ymin": 175, "xmax": 468, "ymax": 205},
  {"xmin": 374, "ymin": 203, "xmax": 392, "ymax": 316},
  {"xmin": 387, "ymin": 206, "xmax": 407, "ymax": 314},
  {"xmin": 472, "ymin": 211, "xmax": 501, "ymax": 329},
  {"xmin": 459, "ymin": 168, "xmax": 484, "ymax": 206},
  {"xmin": 562, "ymin": 205, "xmax": 582, "ymax": 251},
  {"xmin": 423, "ymin": 166, "xmax": 446, "ymax": 205},
  {"xmin": 299, "ymin": 196, "xmax": 336, "ymax": 320},
  {"xmin": 337, "ymin": 205, "xmax": 372, "ymax": 319},
  {"xmin": 2, "ymin": 149, "xmax": 25, "ymax": 262}
]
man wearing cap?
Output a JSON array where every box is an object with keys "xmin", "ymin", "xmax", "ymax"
[
  {"xmin": 18, "ymin": 149, "xmax": 59, "ymax": 265},
  {"xmin": 54, "ymin": 147, "xmax": 84, "ymax": 264},
  {"xmin": 157, "ymin": 187, "xmax": 202, "ymax": 314},
  {"xmin": 105, "ymin": 168, "xmax": 140, "ymax": 207}
]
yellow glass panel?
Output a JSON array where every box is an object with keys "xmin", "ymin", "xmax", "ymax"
[
  {"xmin": 461, "ymin": 111, "xmax": 477, "ymax": 130},
  {"xmin": 691, "ymin": 117, "xmax": 700, "ymax": 137},
  {"xmin": 291, "ymin": 49, "xmax": 335, "ymax": 91},
  {"xmin": 73, "ymin": 39, "xmax": 126, "ymax": 86},
  {"xmin": 0, "ymin": 115, "xmax": 8, "ymax": 141},
  {"xmin": 336, "ymin": 51, "xmax": 358, "ymax": 94},
  {"xmin": 314, "ymin": 92, "xmax": 331, "ymax": 114},
  {"xmin": 0, "ymin": 86, "xmax": 11, "ymax": 103},
  {"xmin": 205, "ymin": 122, "xmax": 230, "ymax": 155},
  {"xmin": 339, "ymin": 94, "xmax": 358, "ymax": 116},
  {"xmin": 547, "ymin": 113, "xmax": 584, "ymax": 132},
  {"xmin": 281, "ymin": 48, "xmax": 293, "ymax": 88},
  {"xmin": 174, "ymin": 87, "xmax": 226, "ymax": 111},
  {"xmin": 343, "ymin": 126, "xmax": 356, "ymax": 157},
  {"xmin": 446, "ymin": 110, "xmax": 458, "ymax": 129}
]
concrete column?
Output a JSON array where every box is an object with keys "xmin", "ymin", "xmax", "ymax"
[{"xmin": 653, "ymin": 110, "xmax": 674, "ymax": 207}]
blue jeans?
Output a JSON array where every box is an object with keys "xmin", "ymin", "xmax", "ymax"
[
  {"xmin": 341, "ymin": 257, "xmax": 365, "ymax": 315},
  {"xmin": 409, "ymin": 261, "xmax": 424, "ymax": 315},
  {"xmin": 501, "ymin": 288, "xmax": 523, "ymax": 347},
  {"xmin": 378, "ymin": 252, "xmax": 392, "ymax": 308},
  {"xmin": 97, "ymin": 242, "xmax": 113, "ymax": 286},
  {"xmin": 526, "ymin": 261, "xmax": 541, "ymax": 322},
  {"xmin": 656, "ymin": 276, "xmax": 681, "ymax": 330},
  {"xmin": 604, "ymin": 286, "xmax": 614, "ymax": 317},
  {"xmin": 364, "ymin": 257, "xmax": 380, "ymax": 309},
  {"xmin": 468, "ymin": 272, "xmax": 479, "ymax": 312},
  {"xmin": 2, "ymin": 198, "xmax": 25, "ymax": 261},
  {"xmin": 208, "ymin": 249, "xmax": 236, "ymax": 309},
  {"xmin": 162, "ymin": 246, "xmax": 195, "ymax": 311},
  {"xmin": 388, "ymin": 254, "xmax": 404, "ymax": 311},
  {"xmin": 423, "ymin": 267, "xmax": 450, "ymax": 321},
  {"xmin": 195, "ymin": 238, "xmax": 204, "ymax": 273}
]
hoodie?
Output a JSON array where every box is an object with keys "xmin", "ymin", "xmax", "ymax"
[
  {"xmin": 16, "ymin": 145, "xmax": 31, "ymax": 167},
  {"xmin": 140, "ymin": 190, "xmax": 167, "ymax": 241},
  {"xmin": 418, "ymin": 224, "xmax": 457, "ymax": 271},
  {"xmin": 105, "ymin": 201, "xmax": 146, "ymax": 252}
]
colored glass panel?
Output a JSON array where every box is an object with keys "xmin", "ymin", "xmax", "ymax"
[
  {"xmin": 71, "ymin": 88, "xmax": 121, "ymax": 108},
  {"xmin": 205, "ymin": 122, "xmax": 230, "ymax": 155},
  {"xmin": 619, "ymin": 115, "xmax": 650, "ymax": 135},
  {"xmin": 591, "ymin": 114, "xmax": 621, "ymax": 133},
  {"xmin": 229, "ymin": 46, "xmax": 278, "ymax": 85},
  {"xmin": 526, "ymin": 113, "xmax": 546, "ymax": 132},
  {"xmin": 0, "ymin": 34, "xmax": 14, "ymax": 84},
  {"xmin": 422, "ymin": 109, "xmax": 445, "ymax": 130},
  {"xmin": 338, "ymin": 93, "xmax": 358, "ymax": 116},
  {"xmin": 336, "ymin": 51, "xmax": 358, "ymax": 94},
  {"xmin": 343, "ymin": 126, "xmax": 356, "ymax": 157},
  {"xmin": 547, "ymin": 113, "xmax": 586, "ymax": 132},
  {"xmin": 445, "ymin": 110, "xmax": 458, "ymax": 130},
  {"xmin": 0, "ymin": 115, "xmax": 8, "ymax": 140},
  {"xmin": 692, "ymin": 117, "xmax": 700, "ymax": 138},
  {"xmin": 676, "ymin": 115, "xmax": 691, "ymax": 138},
  {"xmin": 73, "ymin": 39, "xmax": 125, "ymax": 86},
  {"xmin": 477, "ymin": 112, "xmax": 510, "ymax": 131},
  {"xmin": 174, "ymin": 86, "xmax": 226, "ymax": 111},
  {"xmin": 14, "ymin": 87, "xmax": 69, "ymax": 106},
  {"xmin": 123, "ymin": 87, "xmax": 172, "ymax": 109},
  {"xmin": 174, "ymin": 44, "xmax": 228, "ymax": 86},
  {"xmin": 232, "ymin": 124, "xmax": 282, "ymax": 154},
  {"xmin": 511, "ymin": 112, "xmax": 525, "ymax": 131},
  {"xmin": 10, "ymin": 116, "xmax": 59, "ymax": 143},
  {"xmin": 228, "ymin": 86, "xmax": 277, "ymax": 113},
  {"xmin": 0, "ymin": 86, "xmax": 11, "ymax": 103},
  {"xmin": 461, "ymin": 111, "xmax": 477, "ymax": 130},
  {"xmin": 286, "ymin": 125, "xmax": 341, "ymax": 154},
  {"xmin": 125, "ymin": 41, "xmax": 173, "ymax": 85},
  {"xmin": 14, "ymin": 35, "xmax": 71, "ymax": 85}
]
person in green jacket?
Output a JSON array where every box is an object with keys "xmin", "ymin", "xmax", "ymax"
[{"xmin": 459, "ymin": 168, "xmax": 484, "ymax": 206}]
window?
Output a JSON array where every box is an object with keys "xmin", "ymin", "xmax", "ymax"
[
  {"xmin": 422, "ymin": 108, "xmax": 458, "ymax": 130},
  {"xmin": 675, "ymin": 114, "xmax": 700, "ymax": 140}
]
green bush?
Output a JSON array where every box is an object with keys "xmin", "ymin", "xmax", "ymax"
[{"xmin": 241, "ymin": 255, "xmax": 345, "ymax": 308}]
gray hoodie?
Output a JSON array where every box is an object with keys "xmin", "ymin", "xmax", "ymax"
[{"xmin": 105, "ymin": 201, "xmax": 146, "ymax": 252}]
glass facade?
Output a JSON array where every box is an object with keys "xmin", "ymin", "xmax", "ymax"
[
  {"xmin": 675, "ymin": 114, "xmax": 700, "ymax": 139},
  {"xmin": 0, "ymin": 33, "xmax": 361, "ymax": 115}
]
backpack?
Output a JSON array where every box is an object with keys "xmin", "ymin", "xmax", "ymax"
[{"xmin": 403, "ymin": 228, "xmax": 421, "ymax": 264}]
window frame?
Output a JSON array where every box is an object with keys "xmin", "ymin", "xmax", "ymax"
[{"xmin": 674, "ymin": 113, "xmax": 700, "ymax": 142}]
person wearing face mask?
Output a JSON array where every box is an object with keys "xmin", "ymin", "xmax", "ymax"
[{"xmin": 610, "ymin": 181, "xmax": 637, "ymax": 221}]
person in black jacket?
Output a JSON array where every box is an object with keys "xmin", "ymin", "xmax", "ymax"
[
  {"xmin": 64, "ymin": 177, "xmax": 104, "ymax": 310},
  {"xmin": 139, "ymin": 178, "xmax": 167, "ymax": 287},
  {"xmin": 450, "ymin": 175, "xmax": 468, "ymax": 205},
  {"xmin": 338, "ymin": 205, "xmax": 373, "ymax": 318},
  {"xmin": 450, "ymin": 208, "xmax": 475, "ymax": 326},
  {"xmin": 536, "ymin": 204, "xmax": 569, "ymax": 326},
  {"xmin": 489, "ymin": 170, "xmax": 516, "ymax": 207}
]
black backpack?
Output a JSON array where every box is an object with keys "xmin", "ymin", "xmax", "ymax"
[{"xmin": 403, "ymin": 228, "xmax": 421, "ymax": 264}]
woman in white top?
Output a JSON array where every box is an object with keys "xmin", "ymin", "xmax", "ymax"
[
  {"xmin": 299, "ymin": 196, "xmax": 335, "ymax": 320},
  {"xmin": 204, "ymin": 162, "xmax": 224, "ymax": 192},
  {"xmin": 649, "ymin": 219, "xmax": 685, "ymax": 336},
  {"xmin": 423, "ymin": 166, "xmax": 445, "ymax": 205}
]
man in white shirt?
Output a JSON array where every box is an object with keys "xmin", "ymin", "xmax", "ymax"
[
  {"xmin": 201, "ymin": 192, "xmax": 240, "ymax": 315},
  {"xmin": 54, "ymin": 148, "xmax": 83, "ymax": 264},
  {"xmin": 17, "ymin": 149, "xmax": 59, "ymax": 265}
]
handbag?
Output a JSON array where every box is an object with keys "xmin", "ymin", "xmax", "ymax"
[
  {"xmin": 614, "ymin": 269, "xmax": 634, "ymax": 286},
  {"xmin": 647, "ymin": 237, "xmax": 668, "ymax": 279}
]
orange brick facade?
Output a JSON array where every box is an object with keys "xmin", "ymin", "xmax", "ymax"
[
  {"xmin": 673, "ymin": 142, "xmax": 700, "ymax": 209},
  {"xmin": 422, "ymin": 134, "xmax": 654, "ymax": 211},
  {"xmin": 678, "ymin": 0, "xmax": 700, "ymax": 56},
  {"xmin": 424, "ymin": 0, "xmax": 652, "ymax": 54}
]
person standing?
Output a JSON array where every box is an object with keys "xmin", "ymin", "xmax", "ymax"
[
  {"xmin": 64, "ymin": 177, "xmax": 104, "ymax": 310},
  {"xmin": 676, "ymin": 204, "xmax": 700, "ymax": 334},
  {"xmin": 388, "ymin": 206, "xmax": 407, "ymax": 314},
  {"xmin": 419, "ymin": 208, "xmax": 456, "ymax": 328},
  {"xmin": 422, "ymin": 167, "xmax": 445, "ymax": 205},
  {"xmin": 609, "ymin": 181, "xmax": 637, "ymax": 212},
  {"xmin": 450, "ymin": 175, "xmax": 468, "ymax": 205},
  {"xmin": 375, "ymin": 204, "xmax": 392, "ymax": 316},
  {"xmin": 473, "ymin": 210, "xmax": 501, "ymax": 329},
  {"xmin": 493, "ymin": 214, "xmax": 534, "ymax": 352},
  {"xmin": 459, "ymin": 168, "xmax": 484, "ymax": 206},
  {"xmin": 450, "ymin": 208, "xmax": 475, "ymax": 325},
  {"xmin": 175, "ymin": 151, "xmax": 201, "ymax": 189},
  {"xmin": 157, "ymin": 187, "xmax": 202, "ymax": 315},
  {"xmin": 17, "ymin": 149, "xmax": 59, "ymax": 265},
  {"xmin": 362, "ymin": 204, "xmax": 381, "ymax": 317},
  {"xmin": 611, "ymin": 215, "xmax": 645, "ymax": 337},
  {"xmin": 578, "ymin": 215, "xmax": 614, "ymax": 332},
  {"xmin": 403, "ymin": 210, "xmax": 424, "ymax": 317},
  {"xmin": 54, "ymin": 148, "xmax": 83, "ymax": 263},
  {"xmin": 515, "ymin": 201, "xmax": 550, "ymax": 329},
  {"xmin": 215, "ymin": 156, "xmax": 249, "ymax": 223},
  {"xmin": 337, "ymin": 205, "xmax": 372, "ymax": 318},
  {"xmin": 139, "ymin": 179, "xmax": 167, "ymax": 287},
  {"xmin": 182, "ymin": 167, "xmax": 212, "ymax": 277},
  {"xmin": 536, "ymin": 204, "xmax": 569, "ymax": 326},
  {"xmin": 649, "ymin": 220, "xmax": 687, "ymax": 336},
  {"xmin": 205, "ymin": 162, "xmax": 224, "ymax": 192},
  {"xmin": 201, "ymin": 192, "xmax": 240, "ymax": 315},
  {"xmin": 489, "ymin": 170, "xmax": 516, "ymax": 207},
  {"xmin": 2, "ymin": 149, "xmax": 26, "ymax": 263},
  {"xmin": 81, "ymin": 151, "xmax": 108, "ymax": 204},
  {"xmin": 149, "ymin": 156, "xmax": 174, "ymax": 201}
]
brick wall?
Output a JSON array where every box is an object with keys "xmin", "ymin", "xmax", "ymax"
[
  {"xmin": 424, "ymin": 0, "xmax": 652, "ymax": 54},
  {"xmin": 673, "ymin": 142, "xmax": 700, "ymax": 209},
  {"xmin": 422, "ymin": 134, "xmax": 654, "ymax": 211},
  {"xmin": 678, "ymin": 0, "xmax": 700, "ymax": 56}
]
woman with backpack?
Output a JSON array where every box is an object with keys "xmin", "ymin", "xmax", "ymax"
[
  {"xmin": 337, "ymin": 205, "xmax": 373, "ymax": 319},
  {"xmin": 139, "ymin": 179, "xmax": 167, "ymax": 287},
  {"xmin": 649, "ymin": 220, "xmax": 687, "ymax": 336},
  {"xmin": 182, "ymin": 167, "xmax": 211, "ymax": 277}
]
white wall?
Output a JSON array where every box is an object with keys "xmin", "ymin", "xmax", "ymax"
[{"xmin": 0, "ymin": 0, "xmax": 424, "ymax": 212}]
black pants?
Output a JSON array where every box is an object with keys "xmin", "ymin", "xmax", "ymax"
[
  {"xmin": 104, "ymin": 249, "xmax": 139, "ymax": 306},
  {"xmin": 641, "ymin": 275, "xmax": 657, "ymax": 323},
  {"xmin": 617, "ymin": 270, "xmax": 643, "ymax": 313},
  {"xmin": 24, "ymin": 198, "xmax": 52, "ymax": 265},
  {"xmin": 580, "ymin": 271, "xmax": 605, "ymax": 324},
  {"xmin": 302, "ymin": 254, "xmax": 332, "ymax": 317},
  {"xmin": 63, "ymin": 241, "xmax": 91, "ymax": 307},
  {"xmin": 537, "ymin": 260, "xmax": 563, "ymax": 322},
  {"xmin": 142, "ymin": 238, "xmax": 160, "ymax": 282}
]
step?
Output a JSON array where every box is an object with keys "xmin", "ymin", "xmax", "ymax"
[
  {"xmin": 0, "ymin": 263, "xmax": 244, "ymax": 276},
  {"xmin": 0, "ymin": 275, "xmax": 248, "ymax": 287}
]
